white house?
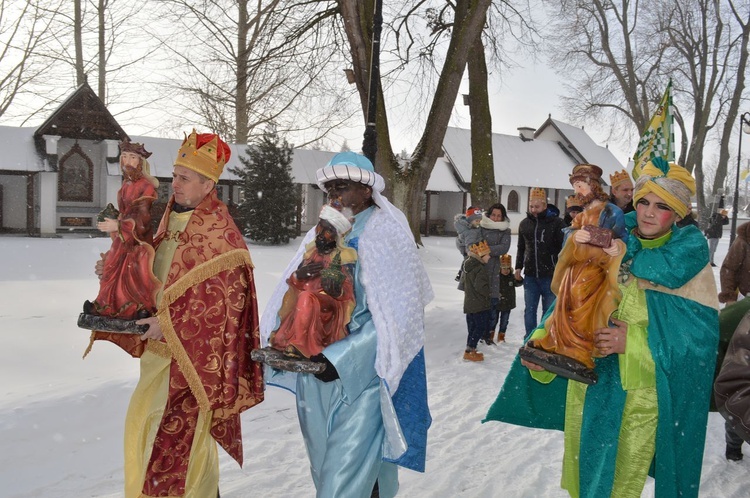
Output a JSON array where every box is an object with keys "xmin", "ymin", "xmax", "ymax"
[
  {"xmin": 0, "ymin": 84, "xmax": 625, "ymax": 237},
  {"xmin": 425, "ymin": 120, "xmax": 625, "ymax": 234}
]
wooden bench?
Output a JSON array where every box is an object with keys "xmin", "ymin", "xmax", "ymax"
[{"xmin": 420, "ymin": 218, "xmax": 446, "ymax": 236}]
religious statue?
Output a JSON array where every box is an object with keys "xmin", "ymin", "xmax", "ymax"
[
  {"xmin": 78, "ymin": 140, "xmax": 161, "ymax": 335},
  {"xmin": 520, "ymin": 164, "xmax": 628, "ymax": 384},
  {"xmin": 251, "ymin": 204, "xmax": 357, "ymax": 373},
  {"xmin": 269, "ymin": 204, "xmax": 357, "ymax": 358}
]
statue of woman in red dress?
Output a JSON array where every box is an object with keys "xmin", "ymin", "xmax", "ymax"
[{"xmin": 85, "ymin": 140, "xmax": 161, "ymax": 320}]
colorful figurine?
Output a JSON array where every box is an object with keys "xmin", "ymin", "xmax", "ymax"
[
  {"xmin": 521, "ymin": 164, "xmax": 628, "ymax": 383},
  {"xmin": 84, "ymin": 140, "xmax": 160, "ymax": 321},
  {"xmin": 270, "ymin": 204, "xmax": 357, "ymax": 358}
]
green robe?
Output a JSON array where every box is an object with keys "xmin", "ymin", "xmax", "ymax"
[{"xmin": 484, "ymin": 215, "xmax": 719, "ymax": 498}]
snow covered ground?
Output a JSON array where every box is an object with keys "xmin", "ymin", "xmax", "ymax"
[{"xmin": 0, "ymin": 232, "xmax": 747, "ymax": 497}]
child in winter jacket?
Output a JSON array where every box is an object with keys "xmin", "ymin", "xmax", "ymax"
[
  {"xmin": 454, "ymin": 206, "xmax": 483, "ymax": 284},
  {"xmin": 496, "ymin": 254, "xmax": 523, "ymax": 342},
  {"xmin": 462, "ymin": 240, "xmax": 491, "ymax": 361}
]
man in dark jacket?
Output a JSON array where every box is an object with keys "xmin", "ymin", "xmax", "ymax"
[
  {"xmin": 705, "ymin": 208, "xmax": 729, "ymax": 266},
  {"xmin": 609, "ymin": 169, "xmax": 635, "ymax": 214},
  {"xmin": 514, "ymin": 187, "xmax": 565, "ymax": 337}
]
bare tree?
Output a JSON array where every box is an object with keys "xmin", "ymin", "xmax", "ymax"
[
  {"xmin": 710, "ymin": 1, "xmax": 750, "ymax": 215},
  {"xmin": 545, "ymin": 0, "xmax": 749, "ymax": 224},
  {"xmin": 546, "ymin": 0, "xmax": 669, "ymax": 150},
  {"xmin": 0, "ymin": 0, "xmax": 59, "ymax": 118},
  {"xmin": 657, "ymin": 0, "xmax": 750, "ymax": 222},
  {"xmin": 339, "ymin": 0, "xmax": 494, "ymax": 241},
  {"xmin": 151, "ymin": 0, "xmax": 355, "ymax": 145},
  {"xmin": 7, "ymin": 0, "xmax": 164, "ymax": 126}
]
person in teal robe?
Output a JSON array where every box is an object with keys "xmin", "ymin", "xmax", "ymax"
[{"xmin": 485, "ymin": 158, "xmax": 719, "ymax": 498}]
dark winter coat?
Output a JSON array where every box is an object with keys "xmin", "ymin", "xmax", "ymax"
[
  {"xmin": 497, "ymin": 271, "xmax": 522, "ymax": 312},
  {"xmin": 705, "ymin": 212, "xmax": 729, "ymax": 239},
  {"xmin": 608, "ymin": 194, "xmax": 635, "ymax": 214},
  {"xmin": 463, "ymin": 254, "xmax": 491, "ymax": 314},
  {"xmin": 719, "ymin": 222, "xmax": 750, "ymax": 303},
  {"xmin": 479, "ymin": 216, "xmax": 512, "ymax": 299},
  {"xmin": 515, "ymin": 204, "xmax": 565, "ymax": 278},
  {"xmin": 715, "ymin": 308, "xmax": 750, "ymax": 443}
]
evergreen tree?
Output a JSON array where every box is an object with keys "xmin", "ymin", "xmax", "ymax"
[{"xmin": 230, "ymin": 129, "xmax": 298, "ymax": 244}]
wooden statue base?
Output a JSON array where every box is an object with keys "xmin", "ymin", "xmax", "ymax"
[
  {"xmin": 251, "ymin": 347, "xmax": 326, "ymax": 374},
  {"xmin": 518, "ymin": 345, "xmax": 598, "ymax": 385},
  {"xmin": 77, "ymin": 313, "xmax": 149, "ymax": 335}
]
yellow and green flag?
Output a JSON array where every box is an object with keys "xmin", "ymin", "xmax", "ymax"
[{"xmin": 632, "ymin": 80, "xmax": 675, "ymax": 180}]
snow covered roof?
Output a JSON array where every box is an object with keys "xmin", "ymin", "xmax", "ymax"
[
  {"xmin": 0, "ymin": 126, "xmax": 46, "ymax": 172},
  {"xmin": 427, "ymin": 156, "xmax": 465, "ymax": 192},
  {"xmin": 535, "ymin": 118, "xmax": 625, "ymax": 180},
  {"xmin": 441, "ymin": 121, "xmax": 626, "ymax": 191},
  {"xmin": 443, "ymin": 127, "xmax": 577, "ymax": 190}
]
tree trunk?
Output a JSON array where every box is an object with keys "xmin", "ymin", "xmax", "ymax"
[
  {"xmin": 74, "ymin": 0, "xmax": 85, "ymax": 86},
  {"xmin": 712, "ymin": 5, "xmax": 750, "ymax": 231},
  {"xmin": 98, "ymin": 0, "xmax": 105, "ymax": 101},
  {"xmin": 467, "ymin": 20, "xmax": 496, "ymax": 210},
  {"xmin": 236, "ymin": 0, "xmax": 249, "ymax": 144},
  {"xmin": 339, "ymin": 0, "xmax": 492, "ymax": 243}
]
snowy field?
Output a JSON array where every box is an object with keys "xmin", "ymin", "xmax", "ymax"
[{"xmin": 0, "ymin": 231, "xmax": 747, "ymax": 498}]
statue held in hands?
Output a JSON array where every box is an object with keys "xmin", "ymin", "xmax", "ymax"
[{"xmin": 79, "ymin": 140, "xmax": 161, "ymax": 334}]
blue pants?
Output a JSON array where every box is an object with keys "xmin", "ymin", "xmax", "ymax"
[
  {"xmin": 523, "ymin": 276, "xmax": 554, "ymax": 337},
  {"xmin": 466, "ymin": 310, "xmax": 491, "ymax": 349},
  {"xmin": 489, "ymin": 297, "xmax": 512, "ymax": 333},
  {"xmin": 498, "ymin": 310, "xmax": 511, "ymax": 333}
]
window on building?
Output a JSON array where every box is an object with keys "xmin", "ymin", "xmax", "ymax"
[
  {"xmin": 58, "ymin": 144, "xmax": 93, "ymax": 202},
  {"xmin": 507, "ymin": 190, "xmax": 519, "ymax": 212}
]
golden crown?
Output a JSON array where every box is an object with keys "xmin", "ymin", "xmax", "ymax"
[
  {"xmin": 566, "ymin": 195, "xmax": 583, "ymax": 208},
  {"xmin": 174, "ymin": 129, "xmax": 227, "ymax": 182},
  {"xmin": 609, "ymin": 169, "xmax": 632, "ymax": 188},
  {"xmin": 529, "ymin": 187, "xmax": 547, "ymax": 203},
  {"xmin": 500, "ymin": 253, "xmax": 512, "ymax": 267},
  {"xmin": 469, "ymin": 240, "xmax": 491, "ymax": 257}
]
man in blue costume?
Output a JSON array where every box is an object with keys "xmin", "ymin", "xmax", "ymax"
[
  {"xmin": 260, "ymin": 152, "xmax": 433, "ymax": 498},
  {"xmin": 485, "ymin": 158, "xmax": 719, "ymax": 498}
]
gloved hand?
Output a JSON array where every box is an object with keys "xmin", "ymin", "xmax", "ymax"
[{"xmin": 310, "ymin": 354, "xmax": 340, "ymax": 382}]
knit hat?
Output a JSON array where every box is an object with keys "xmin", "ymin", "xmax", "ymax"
[
  {"xmin": 569, "ymin": 163, "xmax": 603, "ymax": 185},
  {"xmin": 632, "ymin": 157, "xmax": 695, "ymax": 218},
  {"xmin": 174, "ymin": 129, "xmax": 231, "ymax": 182},
  {"xmin": 500, "ymin": 254, "xmax": 512, "ymax": 270},
  {"xmin": 529, "ymin": 187, "xmax": 547, "ymax": 203},
  {"xmin": 469, "ymin": 240, "xmax": 490, "ymax": 257},
  {"xmin": 466, "ymin": 207, "xmax": 483, "ymax": 223},
  {"xmin": 610, "ymin": 169, "xmax": 632, "ymax": 188}
]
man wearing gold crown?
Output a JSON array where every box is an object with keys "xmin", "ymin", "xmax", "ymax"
[
  {"xmin": 515, "ymin": 187, "xmax": 565, "ymax": 337},
  {"xmin": 609, "ymin": 169, "xmax": 635, "ymax": 214},
  {"xmin": 89, "ymin": 130, "xmax": 264, "ymax": 497}
]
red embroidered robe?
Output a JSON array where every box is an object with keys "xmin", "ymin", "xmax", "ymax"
[{"xmin": 87, "ymin": 190, "xmax": 264, "ymax": 496}]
